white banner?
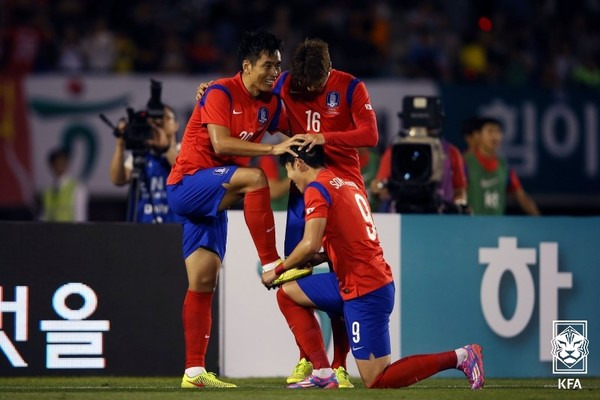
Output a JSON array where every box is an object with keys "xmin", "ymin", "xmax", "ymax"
[
  {"xmin": 220, "ymin": 211, "xmax": 401, "ymax": 378},
  {"xmin": 25, "ymin": 75, "xmax": 435, "ymax": 196}
]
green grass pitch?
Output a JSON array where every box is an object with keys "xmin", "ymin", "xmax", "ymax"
[{"xmin": 0, "ymin": 377, "xmax": 598, "ymax": 399}]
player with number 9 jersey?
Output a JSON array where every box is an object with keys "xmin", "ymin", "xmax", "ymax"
[{"xmin": 303, "ymin": 169, "xmax": 393, "ymax": 300}]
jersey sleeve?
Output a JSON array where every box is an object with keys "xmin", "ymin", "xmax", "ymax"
[
  {"xmin": 304, "ymin": 185, "xmax": 329, "ymax": 220},
  {"xmin": 448, "ymin": 144, "xmax": 467, "ymax": 190},
  {"xmin": 201, "ymin": 88, "xmax": 232, "ymax": 127},
  {"xmin": 321, "ymin": 81, "xmax": 378, "ymax": 147},
  {"xmin": 507, "ymin": 168, "xmax": 522, "ymax": 193},
  {"xmin": 273, "ymin": 101, "xmax": 290, "ymax": 133}
]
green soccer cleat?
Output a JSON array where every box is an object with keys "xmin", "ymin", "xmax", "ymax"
[
  {"xmin": 286, "ymin": 358, "xmax": 313, "ymax": 384},
  {"xmin": 273, "ymin": 267, "xmax": 313, "ymax": 286},
  {"xmin": 181, "ymin": 371, "xmax": 237, "ymax": 388},
  {"xmin": 334, "ymin": 366, "xmax": 354, "ymax": 388}
]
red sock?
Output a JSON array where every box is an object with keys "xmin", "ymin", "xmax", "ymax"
[
  {"xmin": 331, "ymin": 316, "xmax": 349, "ymax": 369},
  {"xmin": 369, "ymin": 351, "xmax": 457, "ymax": 388},
  {"xmin": 299, "ymin": 348, "xmax": 309, "ymax": 361},
  {"xmin": 277, "ymin": 289, "xmax": 330, "ymax": 369},
  {"xmin": 182, "ymin": 290, "xmax": 213, "ymax": 368},
  {"xmin": 243, "ymin": 187, "xmax": 279, "ymax": 265}
]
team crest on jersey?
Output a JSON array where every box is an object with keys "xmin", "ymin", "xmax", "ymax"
[
  {"xmin": 326, "ymin": 91, "xmax": 340, "ymax": 108},
  {"xmin": 258, "ymin": 107, "xmax": 269, "ymax": 125}
]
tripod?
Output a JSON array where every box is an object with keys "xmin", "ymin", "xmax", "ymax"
[{"xmin": 126, "ymin": 151, "xmax": 147, "ymax": 222}]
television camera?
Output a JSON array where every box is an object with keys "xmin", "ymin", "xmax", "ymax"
[
  {"xmin": 100, "ymin": 78, "xmax": 164, "ymax": 154},
  {"xmin": 387, "ymin": 96, "xmax": 457, "ymax": 214}
]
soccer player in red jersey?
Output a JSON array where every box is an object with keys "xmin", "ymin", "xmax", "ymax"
[
  {"xmin": 166, "ymin": 30, "xmax": 303, "ymax": 388},
  {"xmin": 263, "ymin": 145, "xmax": 485, "ymax": 390},
  {"xmin": 194, "ymin": 38, "xmax": 378, "ymax": 386},
  {"xmin": 271, "ymin": 39, "xmax": 378, "ymax": 387}
]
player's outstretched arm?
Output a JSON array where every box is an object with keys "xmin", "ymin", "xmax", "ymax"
[{"xmin": 208, "ymin": 124, "xmax": 301, "ymax": 157}]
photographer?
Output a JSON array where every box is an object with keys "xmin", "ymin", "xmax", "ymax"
[{"xmin": 109, "ymin": 104, "xmax": 179, "ymax": 223}]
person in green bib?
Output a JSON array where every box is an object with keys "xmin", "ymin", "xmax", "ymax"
[
  {"xmin": 41, "ymin": 147, "xmax": 88, "ymax": 222},
  {"xmin": 464, "ymin": 117, "xmax": 540, "ymax": 216}
]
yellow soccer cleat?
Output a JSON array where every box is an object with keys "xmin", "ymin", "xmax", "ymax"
[
  {"xmin": 273, "ymin": 267, "xmax": 313, "ymax": 287},
  {"xmin": 286, "ymin": 358, "xmax": 313, "ymax": 384},
  {"xmin": 181, "ymin": 371, "xmax": 237, "ymax": 388},
  {"xmin": 334, "ymin": 366, "xmax": 354, "ymax": 388}
]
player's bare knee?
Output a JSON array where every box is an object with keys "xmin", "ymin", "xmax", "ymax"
[
  {"xmin": 191, "ymin": 275, "xmax": 218, "ymax": 292},
  {"xmin": 246, "ymin": 167, "xmax": 267, "ymax": 190}
]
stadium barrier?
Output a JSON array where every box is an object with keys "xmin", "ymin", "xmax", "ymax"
[
  {"xmin": 222, "ymin": 213, "xmax": 599, "ymax": 378},
  {"xmin": 1, "ymin": 214, "xmax": 598, "ymax": 378},
  {"xmin": 0, "ymin": 222, "xmax": 218, "ymax": 376}
]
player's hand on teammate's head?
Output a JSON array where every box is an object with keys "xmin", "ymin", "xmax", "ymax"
[
  {"xmin": 271, "ymin": 136, "xmax": 303, "ymax": 156},
  {"xmin": 296, "ymin": 133, "xmax": 325, "ymax": 151},
  {"xmin": 195, "ymin": 81, "xmax": 213, "ymax": 101}
]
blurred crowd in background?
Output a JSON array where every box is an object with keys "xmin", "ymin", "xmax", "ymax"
[{"xmin": 2, "ymin": 0, "xmax": 600, "ymax": 89}]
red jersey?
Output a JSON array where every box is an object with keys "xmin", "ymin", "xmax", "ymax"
[
  {"xmin": 274, "ymin": 69, "xmax": 378, "ymax": 191},
  {"xmin": 168, "ymin": 72, "xmax": 283, "ymax": 185},
  {"xmin": 304, "ymin": 169, "xmax": 393, "ymax": 300}
]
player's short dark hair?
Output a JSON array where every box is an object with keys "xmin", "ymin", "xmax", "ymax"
[
  {"xmin": 279, "ymin": 145, "xmax": 326, "ymax": 168},
  {"xmin": 477, "ymin": 116, "xmax": 502, "ymax": 130},
  {"xmin": 48, "ymin": 147, "xmax": 70, "ymax": 165},
  {"xmin": 461, "ymin": 116, "xmax": 481, "ymax": 137},
  {"xmin": 290, "ymin": 38, "xmax": 331, "ymax": 90},
  {"xmin": 238, "ymin": 30, "xmax": 282, "ymax": 65}
]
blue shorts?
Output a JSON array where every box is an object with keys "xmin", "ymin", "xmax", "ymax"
[
  {"xmin": 298, "ymin": 272, "xmax": 344, "ymax": 317},
  {"xmin": 166, "ymin": 166, "xmax": 237, "ymax": 260},
  {"xmin": 343, "ymin": 282, "xmax": 395, "ymax": 360},
  {"xmin": 284, "ymin": 186, "xmax": 305, "ymax": 257}
]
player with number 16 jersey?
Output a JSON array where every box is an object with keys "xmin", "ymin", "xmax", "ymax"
[{"xmin": 274, "ymin": 69, "xmax": 376, "ymax": 191}]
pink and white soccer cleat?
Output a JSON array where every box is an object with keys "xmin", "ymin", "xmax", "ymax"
[
  {"xmin": 287, "ymin": 373, "xmax": 339, "ymax": 389},
  {"xmin": 458, "ymin": 344, "xmax": 485, "ymax": 389}
]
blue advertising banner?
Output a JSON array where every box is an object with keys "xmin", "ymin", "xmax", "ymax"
[
  {"xmin": 400, "ymin": 215, "xmax": 599, "ymax": 377},
  {"xmin": 439, "ymin": 85, "xmax": 600, "ymax": 197}
]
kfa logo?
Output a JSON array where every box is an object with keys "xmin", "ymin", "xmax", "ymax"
[
  {"xmin": 557, "ymin": 378, "xmax": 582, "ymax": 390},
  {"xmin": 551, "ymin": 320, "xmax": 589, "ymax": 374},
  {"xmin": 326, "ymin": 91, "xmax": 340, "ymax": 108},
  {"xmin": 257, "ymin": 107, "xmax": 268, "ymax": 125}
]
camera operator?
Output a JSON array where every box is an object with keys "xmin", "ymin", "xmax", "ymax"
[{"xmin": 109, "ymin": 104, "xmax": 179, "ymax": 223}]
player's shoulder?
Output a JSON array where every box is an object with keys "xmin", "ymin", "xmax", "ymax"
[
  {"xmin": 328, "ymin": 69, "xmax": 359, "ymax": 86},
  {"xmin": 200, "ymin": 76, "xmax": 236, "ymax": 105},
  {"xmin": 273, "ymin": 71, "xmax": 291, "ymax": 95}
]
